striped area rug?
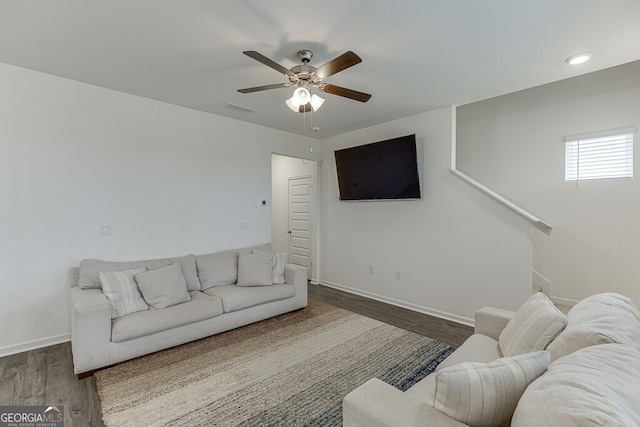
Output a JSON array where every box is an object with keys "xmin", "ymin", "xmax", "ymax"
[{"xmin": 95, "ymin": 298, "xmax": 455, "ymax": 426}]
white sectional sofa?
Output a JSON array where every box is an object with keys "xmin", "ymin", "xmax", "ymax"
[
  {"xmin": 69, "ymin": 243, "xmax": 307, "ymax": 376},
  {"xmin": 344, "ymin": 292, "xmax": 640, "ymax": 426}
]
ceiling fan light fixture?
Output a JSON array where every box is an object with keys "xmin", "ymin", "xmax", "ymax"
[
  {"xmin": 285, "ymin": 95, "xmax": 301, "ymax": 112},
  {"xmin": 310, "ymin": 94, "xmax": 325, "ymax": 111},
  {"xmin": 293, "ymin": 87, "xmax": 310, "ymax": 104},
  {"xmin": 286, "ymin": 87, "xmax": 309, "ymax": 111},
  {"xmin": 285, "ymin": 87, "xmax": 324, "ymax": 112}
]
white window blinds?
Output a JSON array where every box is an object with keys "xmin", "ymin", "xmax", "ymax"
[{"xmin": 565, "ymin": 127, "xmax": 636, "ymax": 181}]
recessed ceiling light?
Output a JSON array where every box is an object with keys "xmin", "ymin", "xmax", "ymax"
[{"xmin": 565, "ymin": 53, "xmax": 591, "ymax": 65}]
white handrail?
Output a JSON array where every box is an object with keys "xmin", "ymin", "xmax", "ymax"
[{"xmin": 450, "ymin": 107, "xmax": 552, "ymax": 234}]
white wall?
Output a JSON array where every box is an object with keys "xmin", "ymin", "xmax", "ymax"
[
  {"xmin": 319, "ymin": 107, "xmax": 533, "ymax": 324},
  {"xmin": 457, "ymin": 60, "xmax": 640, "ymax": 306},
  {"xmin": 0, "ymin": 63, "xmax": 320, "ymax": 354}
]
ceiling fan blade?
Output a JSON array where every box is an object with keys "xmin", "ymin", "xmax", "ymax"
[
  {"xmin": 320, "ymin": 84, "xmax": 372, "ymax": 103},
  {"xmin": 314, "ymin": 51, "xmax": 362, "ymax": 79},
  {"xmin": 237, "ymin": 83, "xmax": 291, "ymax": 93},
  {"xmin": 243, "ymin": 51, "xmax": 295, "ymax": 77}
]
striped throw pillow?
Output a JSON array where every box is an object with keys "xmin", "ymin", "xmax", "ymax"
[
  {"xmin": 499, "ymin": 292, "xmax": 566, "ymax": 357},
  {"xmin": 431, "ymin": 351, "xmax": 550, "ymax": 427},
  {"xmin": 99, "ymin": 267, "xmax": 148, "ymax": 318}
]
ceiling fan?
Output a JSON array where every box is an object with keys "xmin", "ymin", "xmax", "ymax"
[{"xmin": 237, "ymin": 49, "xmax": 372, "ymax": 112}]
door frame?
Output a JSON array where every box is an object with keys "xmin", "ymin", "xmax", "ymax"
[{"xmin": 270, "ymin": 154, "xmax": 319, "ymax": 283}]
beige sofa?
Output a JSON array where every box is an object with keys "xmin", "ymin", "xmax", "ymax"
[
  {"xmin": 343, "ymin": 292, "xmax": 640, "ymax": 426},
  {"xmin": 69, "ymin": 243, "xmax": 307, "ymax": 376}
]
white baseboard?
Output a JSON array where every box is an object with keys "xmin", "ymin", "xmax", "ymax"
[
  {"xmin": 319, "ymin": 280, "xmax": 474, "ymax": 327},
  {"xmin": 0, "ymin": 333, "xmax": 70, "ymax": 358}
]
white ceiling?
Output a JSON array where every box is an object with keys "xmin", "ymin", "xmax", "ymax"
[{"xmin": 2, "ymin": 0, "xmax": 640, "ymax": 139}]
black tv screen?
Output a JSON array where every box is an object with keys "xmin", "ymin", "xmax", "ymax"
[{"xmin": 334, "ymin": 134, "xmax": 421, "ymax": 201}]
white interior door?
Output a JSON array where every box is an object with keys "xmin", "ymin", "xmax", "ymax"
[{"xmin": 288, "ymin": 176, "xmax": 313, "ymax": 279}]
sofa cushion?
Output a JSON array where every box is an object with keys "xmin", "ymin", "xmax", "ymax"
[
  {"xmin": 512, "ymin": 343, "xmax": 640, "ymax": 426},
  {"xmin": 203, "ymin": 283, "xmax": 295, "ymax": 313},
  {"xmin": 79, "ymin": 254, "xmax": 200, "ymax": 291},
  {"xmin": 196, "ymin": 243, "xmax": 273, "ymax": 290},
  {"xmin": 546, "ymin": 292, "xmax": 640, "ymax": 362},
  {"xmin": 237, "ymin": 252, "xmax": 274, "ymax": 286},
  {"xmin": 135, "ymin": 262, "xmax": 191, "ymax": 309},
  {"xmin": 428, "ymin": 351, "xmax": 550, "ymax": 427},
  {"xmin": 499, "ymin": 292, "xmax": 566, "ymax": 357},
  {"xmin": 111, "ymin": 291, "xmax": 224, "ymax": 342},
  {"xmin": 99, "ymin": 267, "xmax": 149, "ymax": 319},
  {"xmin": 435, "ymin": 333, "xmax": 501, "ymax": 372}
]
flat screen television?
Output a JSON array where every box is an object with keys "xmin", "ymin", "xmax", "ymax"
[{"xmin": 334, "ymin": 134, "xmax": 421, "ymax": 201}]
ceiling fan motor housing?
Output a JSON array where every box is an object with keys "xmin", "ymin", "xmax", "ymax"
[
  {"xmin": 290, "ymin": 50, "xmax": 320, "ymax": 85},
  {"xmin": 289, "ymin": 65, "xmax": 318, "ymax": 83},
  {"xmin": 297, "ymin": 49, "xmax": 313, "ymax": 63}
]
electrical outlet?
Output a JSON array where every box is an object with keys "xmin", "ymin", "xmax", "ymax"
[
  {"xmin": 101, "ymin": 223, "xmax": 111, "ymax": 235},
  {"xmin": 369, "ymin": 265, "xmax": 374, "ymax": 274},
  {"xmin": 395, "ymin": 270, "xmax": 402, "ymax": 280}
]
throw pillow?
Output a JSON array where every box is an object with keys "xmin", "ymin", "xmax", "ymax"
[
  {"xmin": 237, "ymin": 252, "xmax": 274, "ymax": 287},
  {"xmin": 159, "ymin": 254, "xmax": 201, "ymax": 292},
  {"xmin": 135, "ymin": 262, "xmax": 191, "ymax": 309},
  {"xmin": 429, "ymin": 351, "xmax": 550, "ymax": 427},
  {"xmin": 195, "ymin": 244, "xmax": 273, "ymax": 290},
  {"xmin": 79, "ymin": 254, "xmax": 200, "ymax": 291},
  {"xmin": 99, "ymin": 267, "xmax": 149, "ymax": 319},
  {"xmin": 499, "ymin": 292, "xmax": 566, "ymax": 357},
  {"xmin": 195, "ymin": 249, "xmax": 239, "ymax": 290},
  {"xmin": 253, "ymin": 251, "xmax": 287, "ymax": 284},
  {"xmin": 512, "ymin": 344, "xmax": 640, "ymax": 426},
  {"xmin": 546, "ymin": 292, "xmax": 640, "ymax": 361},
  {"xmin": 239, "ymin": 242, "xmax": 273, "ymax": 255},
  {"xmin": 272, "ymin": 252, "xmax": 287, "ymax": 283},
  {"xmin": 82, "ymin": 259, "xmax": 146, "ymax": 289}
]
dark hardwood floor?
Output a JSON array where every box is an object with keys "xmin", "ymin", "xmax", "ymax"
[
  {"xmin": 308, "ymin": 283, "xmax": 473, "ymax": 347},
  {"xmin": 0, "ymin": 283, "xmax": 473, "ymax": 426},
  {"xmin": 0, "ymin": 340, "xmax": 104, "ymax": 426}
]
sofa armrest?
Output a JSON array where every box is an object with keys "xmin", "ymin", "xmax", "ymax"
[
  {"xmin": 284, "ymin": 263, "xmax": 308, "ymax": 308},
  {"xmin": 284, "ymin": 263, "xmax": 307, "ymax": 286},
  {"xmin": 69, "ymin": 286, "xmax": 112, "ymax": 374},
  {"xmin": 343, "ymin": 378, "xmax": 467, "ymax": 427},
  {"xmin": 474, "ymin": 306, "xmax": 514, "ymax": 340}
]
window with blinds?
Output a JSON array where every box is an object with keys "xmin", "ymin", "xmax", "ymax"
[{"xmin": 565, "ymin": 127, "xmax": 636, "ymax": 181}]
